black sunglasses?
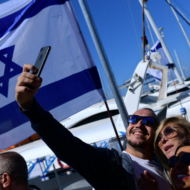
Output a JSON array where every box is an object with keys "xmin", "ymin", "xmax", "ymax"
[
  {"xmin": 128, "ymin": 115, "xmax": 156, "ymax": 127},
  {"xmin": 168, "ymin": 153, "xmax": 190, "ymax": 168},
  {"xmin": 156, "ymin": 126, "xmax": 180, "ymax": 147}
]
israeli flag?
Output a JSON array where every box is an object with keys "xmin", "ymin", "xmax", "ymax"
[
  {"xmin": 0, "ymin": 0, "xmax": 104, "ymax": 150},
  {"xmin": 147, "ymin": 40, "xmax": 168, "ymax": 81}
]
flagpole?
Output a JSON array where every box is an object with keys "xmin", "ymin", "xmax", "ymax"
[
  {"xmin": 78, "ymin": 0, "xmax": 129, "ymax": 131},
  {"xmin": 104, "ymin": 99, "xmax": 124, "ymax": 151}
]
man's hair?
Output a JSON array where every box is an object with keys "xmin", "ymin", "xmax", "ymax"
[
  {"xmin": 0, "ymin": 152, "xmax": 28, "ymax": 185},
  {"xmin": 139, "ymin": 108, "xmax": 159, "ymax": 128}
]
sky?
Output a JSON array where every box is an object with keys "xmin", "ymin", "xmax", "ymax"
[
  {"xmin": 70, "ymin": 0, "xmax": 190, "ymax": 96},
  {"xmin": 1, "ymin": 0, "xmax": 190, "ymax": 98}
]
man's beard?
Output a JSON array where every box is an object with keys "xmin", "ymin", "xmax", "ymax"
[{"xmin": 127, "ymin": 139, "xmax": 147, "ymax": 149}]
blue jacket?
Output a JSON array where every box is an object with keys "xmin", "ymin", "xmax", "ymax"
[{"xmin": 22, "ymin": 99, "xmax": 136, "ymax": 190}]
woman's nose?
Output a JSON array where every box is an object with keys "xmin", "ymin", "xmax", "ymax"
[{"xmin": 160, "ymin": 135, "xmax": 168, "ymax": 144}]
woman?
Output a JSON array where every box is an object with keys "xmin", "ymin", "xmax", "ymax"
[
  {"xmin": 138, "ymin": 116, "xmax": 190, "ymax": 190},
  {"xmin": 154, "ymin": 116, "xmax": 190, "ymax": 171}
]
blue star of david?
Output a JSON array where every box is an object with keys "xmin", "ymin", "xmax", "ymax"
[{"xmin": 0, "ymin": 46, "xmax": 22, "ymax": 97}]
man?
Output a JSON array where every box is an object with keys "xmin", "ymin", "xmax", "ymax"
[
  {"xmin": 15, "ymin": 64, "xmax": 172, "ymax": 190},
  {"xmin": 0, "ymin": 151, "xmax": 38, "ymax": 190}
]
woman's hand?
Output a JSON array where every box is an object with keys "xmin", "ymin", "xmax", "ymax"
[{"xmin": 138, "ymin": 170, "xmax": 159, "ymax": 190}]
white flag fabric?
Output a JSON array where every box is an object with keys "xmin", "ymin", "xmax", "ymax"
[
  {"xmin": 147, "ymin": 40, "xmax": 168, "ymax": 81},
  {"xmin": 0, "ymin": 0, "xmax": 104, "ymax": 150}
]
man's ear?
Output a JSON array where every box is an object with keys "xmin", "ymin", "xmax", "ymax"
[{"xmin": 2, "ymin": 173, "xmax": 11, "ymax": 188}]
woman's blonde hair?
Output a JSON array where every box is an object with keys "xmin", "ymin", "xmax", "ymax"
[{"xmin": 154, "ymin": 116, "xmax": 190, "ymax": 170}]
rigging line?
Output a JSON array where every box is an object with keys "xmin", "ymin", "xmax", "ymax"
[
  {"xmin": 166, "ymin": 11, "xmax": 190, "ymax": 51},
  {"xmin": 145, "ymin": 15, "xmax": 154, "ymax": 45},
  {"xmin": 129, "ymin": 0, "xmax": 141, "ymax": 30},
  {"xmin": 172, "ymin": 0, "xmax": 190, "ymax": 18},
  {"xmin": 124, "ymin": 0, "xmax": 141, "ymax": 55},
  {"xmin": 106, "ymin": 0, "xmax": 114, "ymax": 65},
  {"xmin": 145, "ymin": 14, "xmax": 162, "ymax": 65},
  {"xmin": 121, "ymin": 0, "xmax": 141, "ymax": 56},
  {"xmin": 166, "ymin": 17, "xmax": 190, "ymax": 73},
  {"xmin": 167, "ymin": 0, "xmax": 172, "ymax": 49},
  {"xmin": 122, "ymin": 53, "xmax": 141, "ymax": 82},
  {"xmin": 165, "ymin": 0, "xmax": 190, "ymax": 27}
]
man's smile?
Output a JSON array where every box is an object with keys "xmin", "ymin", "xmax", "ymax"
[{"xmin": 130, "ymin": 129, "xmax": 148, "ymax": 136}]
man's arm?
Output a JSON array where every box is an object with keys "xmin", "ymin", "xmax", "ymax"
[
  {"xmin": 15, "ymin": 64, "xmax": 111, "ymax": 189},
  {"xmin": 23, "ymin": 98, "xmax": 110, "ymax": 188}
]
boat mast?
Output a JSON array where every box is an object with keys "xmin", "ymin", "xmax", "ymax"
[
  {"xmin": 166, "ymin": 0, "xmax": 190, "ymax": 48},
  {"xmin": 138, "ymin": 0, "xmax": 183, "ymax": 84},
  {"xmin": 78, "ymin": 0, "xmax": 129, "ymax": 130},
  {"xmin": 174, "ymin": 50, "xmax": 186, "ymax": 80}
]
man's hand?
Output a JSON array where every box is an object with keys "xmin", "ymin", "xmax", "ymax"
[
  {"xmin": 15, "ymin": 64, "xmax": 42, "ymax": 110},
  {"xmin": 138, "ymin": 170, "xmax": 159, "ymax": 190}
]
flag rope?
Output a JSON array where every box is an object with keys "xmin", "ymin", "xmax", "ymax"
[{"xmin": 104, "ymin": 99, "xmax": 123, "ymax": 151}]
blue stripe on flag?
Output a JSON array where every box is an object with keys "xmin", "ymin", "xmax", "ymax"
[
  {"xmin": 0, "ymin": 66, "xmax": 102, "ymax": 134},
  {"xmin": 0, "ymin": 0, "xmax": 68, "ymax": 38},
  {"xmin": 152, "ymin": 42, "xmax": 162, "ymax": 52},
  {"xmin": 155, "ymin": 77, "xmax": 161, "ymax": 81}
]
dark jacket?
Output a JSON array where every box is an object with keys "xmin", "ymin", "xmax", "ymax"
[{"xmin": 22, "ymin": 99, "xmax": 135, "ymax": 190}]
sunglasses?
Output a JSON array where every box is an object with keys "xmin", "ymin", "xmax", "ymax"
[
  {"xmin": 168, "ymin": 153, "xmax": 190, "ymax": 168},
  {"xmin": 156, "ymin": 126, "xmax": 180, "ymax": 147},
  {"xmin": 128, "ymin": 115, "xmax": 156, "ymax": 127}
]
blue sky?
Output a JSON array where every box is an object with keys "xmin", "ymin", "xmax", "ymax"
[
  {"xmin": 0, "ymin": 0, "xmax": 8, "ymax": 3},
  {"xmin": 1, "ymin": 0, "xmax": 190, "ymax": 97},
  {"xmin": 70, "ymin": 0, "xmax": 190, "ymax": 97}
]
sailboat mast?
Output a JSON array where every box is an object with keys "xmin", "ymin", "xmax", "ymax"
[
  {"xmin": 166, "ymin": 0, "xmax": 190, "ymax": 48},
  {"xmin": 138, "ymin": 0, "xmax": 183, "ymax": 84},
  {"xmin": 78, "ymin": 0, "xmax": 129, "ymax": 130}
]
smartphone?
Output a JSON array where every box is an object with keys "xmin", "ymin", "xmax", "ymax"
[
  {"xmin": 32, "ymin": 46, "xmax": 51, "ymax": 77},
  {"xmin": 27, "ymin": 46, "xmax": 51, "ymax": 89}
]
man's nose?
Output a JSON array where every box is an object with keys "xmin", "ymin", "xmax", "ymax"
[{"xmin": 135, "ymin": 119, "xmax": 145, "ymax": 128}]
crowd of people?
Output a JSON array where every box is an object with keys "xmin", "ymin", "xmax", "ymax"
[{"xmin": 1, "ymin": 63, "xmax": 190, "ymax": 190}]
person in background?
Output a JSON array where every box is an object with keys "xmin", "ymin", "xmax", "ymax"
[{"xmin": 0, "ymin": 152, "xmax": 35, "ymax": 190}]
